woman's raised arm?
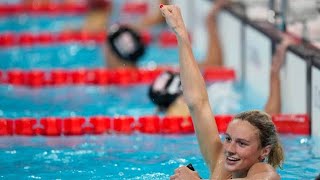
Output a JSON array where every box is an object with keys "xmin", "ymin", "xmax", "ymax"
[{"xmin": 160, "ymin": 5, "xmax": 223, "ymax": 170}]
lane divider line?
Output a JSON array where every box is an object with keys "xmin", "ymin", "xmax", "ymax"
[{"xmin": 0, "ymin": 114, "xmax": 310, "ymax": 136}]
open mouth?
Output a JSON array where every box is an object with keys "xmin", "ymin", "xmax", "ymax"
[{"xmin": 226, "ymin": 156, "xmax": 240, "ymax": 162}]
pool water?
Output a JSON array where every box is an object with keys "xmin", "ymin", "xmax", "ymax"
[
  {"xmin": 0, "ymin": 43, "xmax": 185, "ymax": 70},
  {"xmin": 0, "ymin": 43, "xmax": 104, "ymax": 70},
  {"xmin": 0, "ymin": 48, "xmax": 318, "ymax": 180},
  {"xmin": 0, "ymin": 15, "xmax": 85, "ymax": 33},
  {"xmin": 0, "ymin": 134, "xmax": 319, "ymax": 179},
  {"xmin": 0, "ymin": 84, "xmax": 240, "ymax": 119},
  {"xmin": 0, "ymin": 79, "xmax": 265, "ymax": 118},
  {"xmin": 0, "ymin": 79, "xmax": 319, "ymax": 180}
]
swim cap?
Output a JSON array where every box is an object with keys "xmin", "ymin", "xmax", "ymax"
[
  {"xmin": 148, "ymin": 71, "xmax": 182, "ymax": 109},
  {"xmin": 107, "ymin": 25, "xmax": 145, "ymax": 63}
]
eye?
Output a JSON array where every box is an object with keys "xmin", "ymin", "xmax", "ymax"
[
  {"xmin": 238, "ymin": 141, "xmax": 248, "ymax": 147},
  {"xmin": 225, "ymin": 136, "xmax": 231, "ymax": 143}
]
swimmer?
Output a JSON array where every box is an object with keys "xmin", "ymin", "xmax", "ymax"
[
  {"xmin": 149, "ymin": 71, "xmax": 189, "ymax": 117},
  {"xmin": 105, "ymin": 24, "xmax": 145, "ymax": 69},
  {"xmin": 148, "ymin": 0, "xmax": 228, "ymax": 116},
  {"xmin": 160, "ymin": 4, "xmax": 283, "ymax": 180}
]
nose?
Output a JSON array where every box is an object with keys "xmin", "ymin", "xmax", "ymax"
[{"xmin": 224, "ymin": 141, "xmax": 236, "ymax": 155}]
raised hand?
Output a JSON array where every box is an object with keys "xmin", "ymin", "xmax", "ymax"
[
  {"xmin": 207, "ymin": 0, "xmax": 231, "ymax": 26},
  {"xmin": 271, "ymin": 35, "xmax": 300, "ymax": 74},
  {"xmin": 160, "ymin": 5, "xmax": 188, "ymax": 38},
  {"xmin": 208, "ymin": 0, "xmax": 230, "ymax": 18}
]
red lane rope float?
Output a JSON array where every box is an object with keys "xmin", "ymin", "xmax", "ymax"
[
  {"xmin": 138, "ymin": 116, "xmax": 161, "ymax": 134},
  {"xmin": 0, "ymin": 67, "xmax": 236, "ymax": 87},
  {"xmin": 0, "ymin": 2, "xmax": 88, "ymax": 15},
  {"xmin": 272, "ymin": 114, "xmax": 310, "ymax": 135},
  {"xmin": 0, "ymin": 114, "xmax": 310, "ymax": 136},
  {"xmin": 63, "ymin": 117, "xmax": 86, "ymax": 135},
  {"xmin": 0, "ymin": 118, "xmax": 13, "ymax": 135},
  {"xmin": 122, "ymin": 1, "xmax": 148, "ymax": 15},
  {"xmin": 204, "ymin": 67, "xmax": 237, "ymax": 82},
  {"xmin": 40, "ymin": 117, "xmax": 62, "ymax": 136},
  {"xmin": 15, "ymin": 117, "xmax": 37, "ymax": 136},
  {"xmin": 7, "ymin": 69, "xmax": 26, "ymax": 86},
  {"xmin": 0, "ymin": 33, "xmax": 15, "ymax": 47},
  {"xmin": 0, "ymin": 70, "xmax": 3, "ymax": 83},
  {"xmin": 159, "ymin": 31, "xmax": 177, "ymax": 47},
  {"xmin": 159, "ymin": 30, "xmax": 192, "ymax": 48},
  {"xmin": 141, "ymin": 30, "xmax": 152, "ymax": 45},
  {"xmin": 86, "ymin": 116, "xmax": 112, "ymax": 134},
  {"xmin": 114, "ymin": 116, "xmax": 135, "ymax": 134}
]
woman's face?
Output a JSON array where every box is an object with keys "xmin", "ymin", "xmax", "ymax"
[{"xmin": 223, "ymin": 119, "xmax": 263, "ymax": 173}]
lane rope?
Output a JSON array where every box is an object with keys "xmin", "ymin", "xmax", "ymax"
[
  {"xmin": 0, "ymin": 114, "xmax": 310, "ymax": 136},
  {"xmin": 0, "ymin": 67, "xmax": 236, "ymax": 87},
  {"xmin": 0, "ymin": 29, "xmax": 186, "ymax": 48},
  {"xmin": 0, "ymin": 1, "xmax": 147, "ymax": 16}
]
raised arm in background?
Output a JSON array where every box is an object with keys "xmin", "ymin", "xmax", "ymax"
[
  {"xmin": 199, "ymin": 0, "xmax": 230, "ymax": 69},
  {"xmin": 264, "ymin": 35, "xmax": 298, "ymax": 115},
  {"xmin": 82, "ymin": 0, "xmax": 112, "ymax": 33},
  {"xmin": 160, "ymin": 4, "xmax": 223, "ymax": 173}
]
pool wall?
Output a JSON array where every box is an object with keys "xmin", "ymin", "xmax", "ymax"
[{"xmin": 312, "ymin": 58, "xmax": 320, "ymax": 136}]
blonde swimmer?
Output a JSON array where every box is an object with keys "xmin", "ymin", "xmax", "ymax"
[{"xmin": 160, "ymin": 4, "xmax": 283, "ymax": 180}]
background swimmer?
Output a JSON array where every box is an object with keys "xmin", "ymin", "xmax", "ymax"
[
  {"xmin": 149, "ymin": 70, "xmax": 189, "ymax": 117},
  {"xmin": 105, "ymin": 25, "xmax": 145, "ymax": 69}
]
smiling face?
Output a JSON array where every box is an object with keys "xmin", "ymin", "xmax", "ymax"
[{"xmin": 223, "ymin": 119, "xmax": 264, "ymax": 173}]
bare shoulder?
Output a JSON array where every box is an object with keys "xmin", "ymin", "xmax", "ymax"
[{"xmin": 247, "ymin": 163, "xmax": 280, "ymax": 180}]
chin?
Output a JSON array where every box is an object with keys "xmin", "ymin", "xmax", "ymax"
[
  {"xmin": 225, "ymin": 162, "xmax": 254, "ymax": 175},
  {"xmin": 224, "ymin": 162, "xmax": 240, "ymax": 172}
]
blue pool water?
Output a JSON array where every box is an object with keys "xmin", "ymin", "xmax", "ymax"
[
  {"xmin": 0, "ymin": 68, "xmax": 319, "ymax": 180},
  {"xmin": 0, "ymin": 82, "xmax": 260, "ymax": 118},
  {"xmin": 0, "ymin": 43, "xmax": 105, "ymax": 70},
  {"xmin": 0, "ymin": 15, "xmax": 84, "ymax": 33},
  {"xmin": 0, "ymin": 43, "xmax": 183, "ymax": 70},
  {"xmin": 0, "ymin": 134, "xmax": 319, "ymax": 179}
]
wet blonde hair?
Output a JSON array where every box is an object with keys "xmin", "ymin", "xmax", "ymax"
[{"xmin": 234, "ymin": 110, "xmax": 284, "ymax": 168}]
